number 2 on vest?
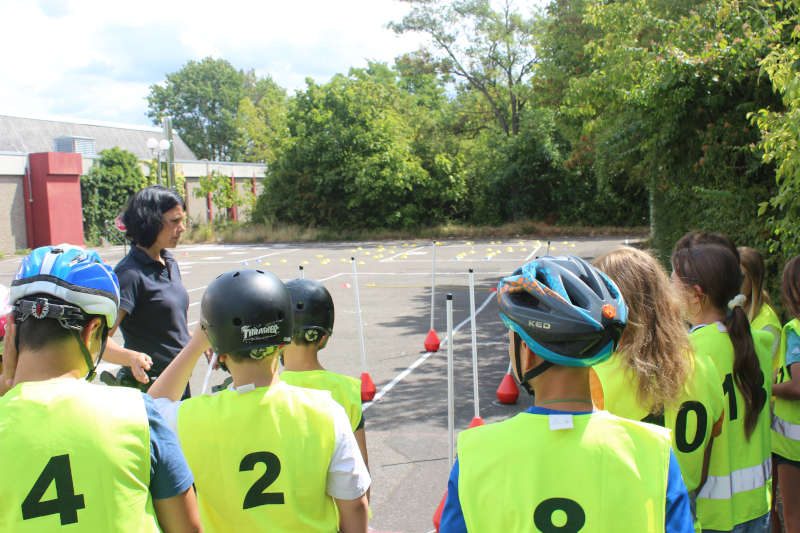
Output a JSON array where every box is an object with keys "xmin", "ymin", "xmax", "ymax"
[
  {"xmin": 240, "ymin": 452, "xmax": 285, "ymax": 509},
  {"xmin": 21, "ymin": 454, "xmax": 86, "ymax": 525}
]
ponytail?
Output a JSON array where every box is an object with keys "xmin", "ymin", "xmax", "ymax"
[
  {"xmin": 673, "ymin": 242, "xmax": 767, "ymax": 440},
  {"xmin": 724, "ymin": 305, "xmax": 766, "ymax": 440}
]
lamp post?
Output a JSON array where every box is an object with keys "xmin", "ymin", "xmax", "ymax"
[{"xmin": 146, "ymin": 137, "xmax": 171, "ymax": 186}]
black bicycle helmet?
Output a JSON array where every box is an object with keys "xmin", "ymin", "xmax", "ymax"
[
  {"xmin": 200, "ymin": 269, "xmax": 294, "ymax": 356},
  {"xmin": 285, "ymin": 278, "xmax": 334, "ymax": 343},
  {"xmin": 497, "ymin": 256, "xmax": 627, "ymax": 390}
]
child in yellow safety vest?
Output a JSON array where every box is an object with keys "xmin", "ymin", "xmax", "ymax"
[
  {"xmin": 672, "ymin": 238, "xmax": 773, "ymax": 533},
  {"xmin": 739, "ymin": 246, "xmax": 782, "ymax": 368},
  {"xmin": 0, "ymin": 245, "xmax": 201, "ymax": 533},
  {"xmin": 591, "ymin": 246, "xmax": 724, "ymax": 531},
  {"xmin": 148, "ymin": 269, "xmax": 370, "ymax": 533},
  {"xmin": 439, "ymin": 255, "xmax": 694, "ymax": 533},
  {"xmin": 280, "ymin": 279, "xmax": 370, "ymax": 490},
  {"xmin": 771, "ymin": 256, "xmax": 800, "ymax": 533}
]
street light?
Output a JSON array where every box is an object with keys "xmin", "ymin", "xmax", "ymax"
[{"xmin": 146, "ymin": 137, "xmax": 171, "ymax": 185}]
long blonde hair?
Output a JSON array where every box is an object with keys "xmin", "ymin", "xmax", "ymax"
[{"xmin": 594, "ymin": 246, "xmax": 691, "ymax": 413}]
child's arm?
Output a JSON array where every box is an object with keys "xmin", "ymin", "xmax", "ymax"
[{"xmin": 148, "ymin": 324, "xmax": 210, "ymax": 401}]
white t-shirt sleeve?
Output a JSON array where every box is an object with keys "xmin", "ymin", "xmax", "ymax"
[
  {"xmin": 151, "ymin": 397, "xmax": 181, "ymax": 435},
  {"xmin": 326, "ymin": 399, "xmax": 371, "ymax": 500}
]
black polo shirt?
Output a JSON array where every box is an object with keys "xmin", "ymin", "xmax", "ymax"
[{"xmin": 114, "ymin": 246, "xmax": 191, "ymax": 374}]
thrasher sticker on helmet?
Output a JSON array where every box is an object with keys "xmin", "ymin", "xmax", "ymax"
[{"xmin": 241, "ymin": 320, "xmax": 283, "ymax": 343}]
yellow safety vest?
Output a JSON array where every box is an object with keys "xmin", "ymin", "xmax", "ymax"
[
  {"xmin": 750, "ymin": 304, "xmax": 782, "ymax": 370},
  {"xmin": 457, "ymin": 410, "xmax": 670, "ymax": 532},
  {"xmin": 0, "ymin": 379, "xmax": 159, "ymax": 532},
  {"xmin": 177, "ymin": 381, "xmax": 339, "ymax": 533},
  {"xmin": 593, "ymin": 350, "xmax": 724, "ymax": 493},
  {"xmin": 772, "ymin": 319, "xmax": 800, "ymax": 461},
  {"xmin": 691, "ymin": 323, "xmax": 773, "ymax": 531},
  {"xmin": 281, "ymin": 370, "xmax": 363, "ymax": 431}
]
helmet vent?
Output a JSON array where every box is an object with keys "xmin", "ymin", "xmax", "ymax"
[
  {"xmin": 563, "ymin": 277, "xmax": 590, "ymax": 310},
  {"xmin": 510, "ymin": 290, "xmax": 548, "ymax": 312},
  {"xmin": 256, "ymin": 270, "xmax": 264, "ymax": 274},
  {"xmin": 232, "ymin": 317, "xmax": 242, "ymax": 326},
  {"xmin": 233, "ymin": 272, "xmax": 240, "ymax": 277},
  {"xmin": 296, "ymin": 301, "xmax": 305, "ymax": 310}
]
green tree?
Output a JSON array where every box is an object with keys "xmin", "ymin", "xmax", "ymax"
[
  {"xmin": 558, "ymin": 0, "xmax": 781, "ymax": 256},
  {"xmin": 147, "ymin": 57, "xmax": 248, "ymax": 161},
  {"xmin": 258, "ymin": 71, "xmax": 453, "ymax": 229},
  {"xmin": 81, "ymin": 147, "xmax": 146, "ymax": 244},
  {"xmin": 232, "ymin": 76, "xmax": 289, "ymax": 164},
  {"xmin": 751, "ymin": 1, "xmax": 800, "ymax": 260},
  {"xmin": 391, "ymin": 0, "xmax": 540, "ymax": 136}
]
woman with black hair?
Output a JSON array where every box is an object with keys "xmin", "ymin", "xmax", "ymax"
[
  {"xmin": 672, "ymin": 241, "xmax": 773, "ymax": 533},
  {"xmin": 105, "ymin": 185, "xmax": 208, "ymax": 397}
]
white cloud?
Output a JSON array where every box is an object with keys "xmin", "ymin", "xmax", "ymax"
[{"xmin": 0, "ymin": 0, "xmax": 429, "ymax": 125}]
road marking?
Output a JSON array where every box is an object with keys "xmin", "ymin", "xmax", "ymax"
[
  {"xmin": 362, "ymin": 291, "xmax": 495, "ymax": 412},
  {"xmin": 524, "ymin": 245, "xmax": 542, "ymax": 261}
]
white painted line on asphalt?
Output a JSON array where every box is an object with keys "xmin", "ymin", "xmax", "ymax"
[
  {"xmin": 380, "ymin": 249, "xmax": 427, "ymax": 262},
  {"xmin": 319, "ymin": 272, "xmax": 344, "ymax": 282},
  {"xmin": 525, "ymin": 245, "xmax": 542, "ymax": 262},
  {"xmin": 187, "ymin": 285, "xmax": 208, "ymax": 293},
  {"xmin": 362, "ymin": 291, "xmax": 495, "ymax": 412}
]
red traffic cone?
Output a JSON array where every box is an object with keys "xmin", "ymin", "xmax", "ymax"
[
  {"xmin": 496, "ymin": 373, "xmax": 519, "ymax": 404},
  {"xmin": 360, "ymin": 372, "xmax": 376, "ymax": 402},
  {"xmin": 424, "ymin": 328, "xmax": 440, "ymax": 352},
  {"xmin": 468, "ymin": 416, "xmax": 484, "ymax": 428},
  {"xmin": 433, "ymin": 489, "xmax": 447, "ymax": 531}
]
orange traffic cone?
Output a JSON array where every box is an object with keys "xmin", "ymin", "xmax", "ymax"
[
  {"xmin": 360, "ymin": 372, "xmax": 376, "ymax": 402},
  {"xmin": 497, "ymin": 373, "xmax": 519, "ymax": 404},
  {"xmin": 433, "ymin": 489, "xmax": 447, "ymax": 531},
  {"xmin": 424, "ymin": 328, "xmax": 440, "ymax": 352},
  {"xmin": 468, "ymin": 416, "xmax": 484, "ymax": 428}
]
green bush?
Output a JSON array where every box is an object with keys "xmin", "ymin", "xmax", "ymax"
[{"xmin": 81, "ymin": 147, "xmax": 146, "ymax": 244}]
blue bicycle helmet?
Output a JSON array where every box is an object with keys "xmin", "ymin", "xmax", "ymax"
[
  {"xmin": 9, "ymin": 244, "xmax": 120, "ymax": 380},
  {"xmin": 497, "ymin": 255, "xmax": 627, "ymax": 393}
]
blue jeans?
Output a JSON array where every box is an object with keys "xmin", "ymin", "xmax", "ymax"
[{"xmin": 702, "ymin": 512, "xmax": 770, "ymax": 533}]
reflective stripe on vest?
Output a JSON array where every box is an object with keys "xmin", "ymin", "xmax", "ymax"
[
  {"xmin": 691, "ymin": 324, "xmax": 773, "ymax": 530},
  {"xmin": 697, "ymin": 456, "xmax": 771, "ymax": 500},
  {"xmin": 773, "ymin": 319, "xmax": 800, "ymax": 461},
  {"xmin": 772, "ymin": 413, "xmax": 800, "ymax": 441}
]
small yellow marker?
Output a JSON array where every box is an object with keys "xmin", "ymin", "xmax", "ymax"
[{"xmin": 280, "ymin": 259, "xmax": 287, "ymax": 263}]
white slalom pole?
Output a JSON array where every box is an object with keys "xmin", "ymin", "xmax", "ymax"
[
  {"xmin": 201, "ymin": 352, "xmax": 218, "ymax": 395},
  {"xmin": 446, "ymin": 293, "xmax": 455, "ymax": 469},
  {"xmin": 430, "ymin": 241, "xmax": 437, "ymax": 331},
  {"xmin": 469, "ymin": 269, "xmax": 480, "ymax": 419},
  {"xmin": 299, "ymin": 264, "xmax": 304, "ymax": 279},
  {"xmin": 352, "ymin": 257, "xmax": 368, "ymax": 373},
  {"xmin": 506, "ymin": 360, "xmax": 513, "ymax": 375}
]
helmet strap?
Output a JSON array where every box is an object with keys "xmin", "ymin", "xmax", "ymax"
[
  {"xmin": 512, "ymin": 331, "xmax": 553, "ymax": 396},
  {"xmin": 70, "ymin": 322, "xmax": 107, "ymax": 382}
]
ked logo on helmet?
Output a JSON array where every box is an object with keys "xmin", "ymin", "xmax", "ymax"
[{"xmin": 240, "ymin": 320, "xmax": 283, "ymax": 343}]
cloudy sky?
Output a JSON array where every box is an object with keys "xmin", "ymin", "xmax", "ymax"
[{"xmin": 0, "ymin": 0, "xmax": 432, "ymax": 127}]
